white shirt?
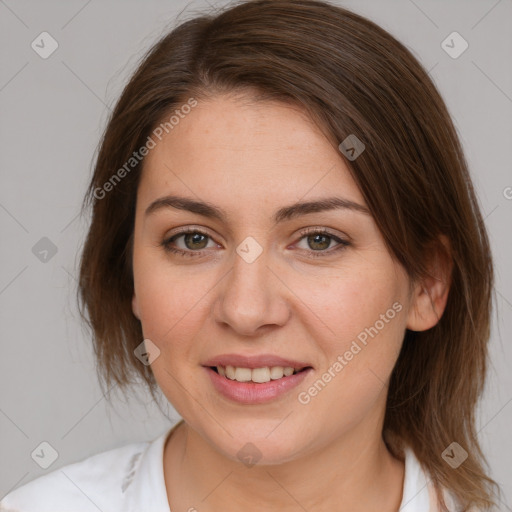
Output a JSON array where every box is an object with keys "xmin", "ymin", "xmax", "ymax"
[{"xmin": 1, "ymin": 421, "xmax": 460, "ymax": 511}]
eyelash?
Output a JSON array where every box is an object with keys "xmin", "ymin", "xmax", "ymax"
[{"xmin": 160, "ymin": 227, "xmax": 350, "ymax": 259}]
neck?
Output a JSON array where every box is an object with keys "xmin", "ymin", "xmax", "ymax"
[{"xmin": 163, "ymin": 415, "xmax": 405, "ymax": 512}]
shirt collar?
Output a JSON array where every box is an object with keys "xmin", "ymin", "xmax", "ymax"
[
  {"xmin": 399, "ymin": 445, "xmax": 434, "ymax": 511},
  {"xmin": 125, "ymin": 420, "xmax": 184, "ymax": 512}
]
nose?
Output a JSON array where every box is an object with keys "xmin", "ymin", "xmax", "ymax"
[{"xmin": 212, "ymin": 247, "xmax": 291, "ymax": 337}]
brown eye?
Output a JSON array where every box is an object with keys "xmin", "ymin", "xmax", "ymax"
[
  {"xmin": 306, "ymin": 233, "xmax": 332, "ymax": 251},
  {"xmin": 181, "ymin": 232, "xmax": 209, "ymax": 250},
  {"xmin": 161, "ymin": 229, "xmax": 217, "ymax": 257},
  {"xmin": 295, "ymin": 228, "xmax": 350, "ymax": 258}
]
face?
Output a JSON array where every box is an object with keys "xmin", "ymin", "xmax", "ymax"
[{"xmin": 131, "ymin": 93, "xmax": 414, "ymax": 464}]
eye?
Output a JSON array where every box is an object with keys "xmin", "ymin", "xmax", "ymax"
[
  {"xmin": 160, "ymin": 226, "xmax": 350, "ymax": 259},
  {"xmin": 294, "ymin": 228, "xmax": 350, "ymax": 258},
  {"xmin": 160, "ymin": 228, "xmax": 218, "ymax": 257}
]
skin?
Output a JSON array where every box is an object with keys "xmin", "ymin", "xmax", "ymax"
[{"xmin": 131, "ymin": 92, "xmax": 451, "ymax": 512}]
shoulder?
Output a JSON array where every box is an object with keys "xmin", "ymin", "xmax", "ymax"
[{"xmin": 0, "ymin": 438, "xmax": 150, "ymax": 512}]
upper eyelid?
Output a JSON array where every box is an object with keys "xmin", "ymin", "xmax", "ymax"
[{"xmin": 165, "ymin": 226, "xmax": 220, "ymax": 243}]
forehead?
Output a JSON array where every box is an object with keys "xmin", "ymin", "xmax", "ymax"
[{"xmin": 137, "ymin": 94, "xmax": 365, "ymax": 214}]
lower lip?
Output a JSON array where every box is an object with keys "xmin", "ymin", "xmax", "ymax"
[{"xmin": 204, "ymin": 366, "xmax": 312, "ymax": 404}]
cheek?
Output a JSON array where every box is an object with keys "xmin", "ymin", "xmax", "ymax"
[
  {"xmin": 296, "ymin": 263, "xmax": 405, "ymax": 347},
  {"xmin": 132, "ymin": 258, "xmax": 213, "ymax": 414},
  {"xmin": 132, "ymin": 250, "xmax": 212, "ymax": 348},
  {"xmin": 295, "ymin": 280, "xmax": 406, "ymax": 437},
  {"xmin": 297, "ymin": 263, "xmax": 407, "ymax": 396}
]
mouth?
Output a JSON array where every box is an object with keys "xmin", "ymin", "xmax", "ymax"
[
  {"xmin": 209, "ymin": 364, "xmax": 312, "ymax": 384},
  {"xmin": 204, "ymin": 364, "xmax": 313, "ymax": 404}
]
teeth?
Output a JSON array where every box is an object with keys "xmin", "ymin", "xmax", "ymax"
[
  {"xmin": 269, "ymin": 366, "xmax": 284, "ymax": 380},
  {"xmin": 234, "ymin": 367, "xmax": 252, "ymax": 382},
  {"xmin": 225, "ymin": 365, "xmax": 236, "ymax": 379},
  {"xmin": 218, "ymin": 365, "xmax": 301, "ymax": 383},
  {"xmin": 252, "ymin": 367, "xmax": 271, "ymax": 383},
  {"xmin": 283, "ymin": 367, "xmax": 294, "ymax": 377}
]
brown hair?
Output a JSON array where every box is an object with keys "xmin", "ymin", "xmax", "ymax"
[{"xmin": 77, "ymin": 0, "xmax": 499, "ymax": 509}]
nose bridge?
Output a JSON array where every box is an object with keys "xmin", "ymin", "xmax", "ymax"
[{"xmin": 213, "ymin": 239, "xmax": 290, "ymax": 335}]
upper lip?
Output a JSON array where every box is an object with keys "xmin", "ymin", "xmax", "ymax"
[{"xmin": 203, "ymin": 354, "xmax": 313, "ymax": 370}]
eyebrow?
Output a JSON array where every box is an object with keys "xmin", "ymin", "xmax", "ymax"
[{"xmin": 145, "ymin": 194, "xmax": 370, "ymax": 223}]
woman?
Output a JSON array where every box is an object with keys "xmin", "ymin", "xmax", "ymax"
[{"xmin": 0, "ymin": 0, "xmax": 500, "ymax": 510}]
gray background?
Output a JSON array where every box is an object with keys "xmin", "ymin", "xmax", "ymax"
[{"xmin": 1, "ymin": 0, "xmax": 511, "ymax": 507}]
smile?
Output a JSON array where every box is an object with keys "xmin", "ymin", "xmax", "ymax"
[
  {"xmin": 205, "ymin": 365, "xmax": 312, "ymax": 404},
  {"xmin": 214, "ymin": 364, "xmax": 306, "ymax": 383}
]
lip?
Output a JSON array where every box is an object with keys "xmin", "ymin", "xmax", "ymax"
[
  {"xmin": 202, "ymin": 353, "xmax": 312, "ymax": 370},
  {"xmin": 205, "ymin": 366, "xmax": 313, "ymax": 405}
]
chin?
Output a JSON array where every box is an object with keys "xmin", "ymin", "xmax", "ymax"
[{"xmin": 206, "ymin": 423, "xmax": 309, "ymax": 467}]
